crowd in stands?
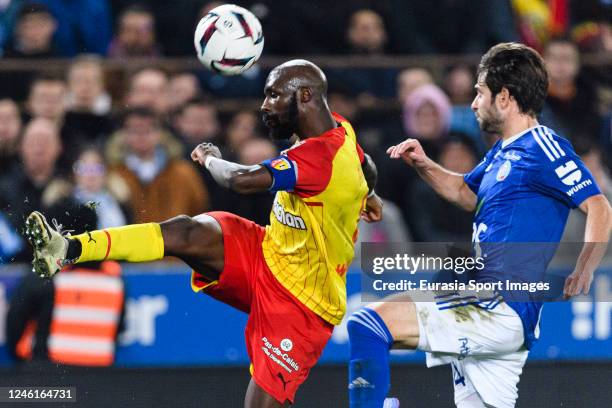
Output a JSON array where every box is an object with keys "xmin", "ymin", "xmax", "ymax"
[{"xmin": 0, "ymin": 0, "xmax": 611, "ymax": 265}]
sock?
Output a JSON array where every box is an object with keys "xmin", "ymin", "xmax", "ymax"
[
  {"xmin": 348, "ymin": 308, "xmax": 393, "ymax": 408},
  {"xmin": 70, "ymin": 223, "xmax": 165, "ymax": 263}
]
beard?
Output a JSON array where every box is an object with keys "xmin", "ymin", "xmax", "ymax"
[
  {"xmin": 262, "ymin": 94, "xmax": 298, "ymax": 140},
  {"xmin": 478, "ymin": 104, "xmax": 504, "ymax": 135}
]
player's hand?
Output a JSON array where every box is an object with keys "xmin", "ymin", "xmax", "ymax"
[
  {"xmin": 563, "ymin": 270, "xmax": 593, "ymax": 299},
  {"xmin": 361, "ymin": 193, "xmax": 383, "ymax": 223},
  {"xmin": 191, "ymin": 142, "xmax": 222, "ymax": 167},
  {"xmin": 386, "ymin": 138, "xmax": 429, "ymax": 169}
]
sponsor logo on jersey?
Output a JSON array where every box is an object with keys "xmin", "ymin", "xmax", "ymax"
[
  {"xmin": 261, "ymin": 336, "xmax": 300, "ymax": 373},
  {"xmin": 503, "ymin": 150, "xmax": 521, "ymax": 161},
  {"xmin": 273, "ymin": 200, "xmax": 306, "ymax": 230},
  {"xmin": 566, "ymin": 179, "xmax": 593, "ymax": 197},
  {"xmin": 271, "ymin": 158, "xmax": 291, "ymax": 171},
  {"xmin": 280, "ymin": 338, "xmax": 293, "ymax": 352},
  {"xmin": 496, "ymin": 160, "xmax": 511, "ymax": 181},
  {"xmin": 555, "ymin": 160, "xmax": 582, "ymax": 186}
]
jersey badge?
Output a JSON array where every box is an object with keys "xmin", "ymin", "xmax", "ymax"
[{"xmin": 496, "ymin": 160, "xmax": 512, "ymax": 182}]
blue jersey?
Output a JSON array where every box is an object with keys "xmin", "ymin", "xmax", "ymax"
[{"xmin": 464, "ymin": 125, "xmax": 601, "ymax": 349}]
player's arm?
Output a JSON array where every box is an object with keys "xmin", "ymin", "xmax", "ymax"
[
  {"xmin": 191, "ymin": 143, "xmax": 272, "ymax": 194},
  {"xmin": 387, "ymin": 138, "xmax": 477, "ymax": 211},
  {"xmin": 361, "ymin": 153, "xmax": 383, "ymax": 222},
  {"xmin": 564, "ymin": 194, "xmax": 612, "ymax": 299}
]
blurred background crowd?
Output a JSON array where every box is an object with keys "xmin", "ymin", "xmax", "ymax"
[{"xmin": 0, "ymin": 0, "xmax": 611, "ymax": 265}]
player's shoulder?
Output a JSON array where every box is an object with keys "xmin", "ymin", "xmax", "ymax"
[
  {"xmin": 285, "ymin": 127, "xmax": 345, "ymax": 159},
  {"xmin": 521, "ymin": 125, "xmax": 576, "ymax": 163}
]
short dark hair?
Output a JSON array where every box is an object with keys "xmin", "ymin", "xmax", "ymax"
[
  {"xmin": 477, "ymin": 42, "xmax": 548, "ymax": 117},
  {"xmin": 17, "ymin": 3, "xmax": 53, "ymax": 20},
  {"xmin": 121, "ymin": 106, "xmax": 158, "ymax": 127},
  {"xmin": 181, "ymin": 96, "xmax": 214, "ymax": 110},
  {"xmin": 119, "ymin": 4, "xmax": 154, "ymax": 21}
]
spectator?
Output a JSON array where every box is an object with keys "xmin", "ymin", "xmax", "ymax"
[
  {"xmin": 226, "ymin": 110, "xmax": 261, "ymax": 153},
  {"xmin": 512, "ymin": 0, "xmax": 568, "ymax": 51},
  {"xmin": 384, "ymin": 83, "xmax": 453, "ymax": 235},
  {"xmin": 327, "ymin": 9, "xmax": 396, "ymax": 99},
  {"xmin": 107, "ymin": 108, "xmax": 208, "ymax": 223},
  {"xmin": 3, "ymin": 3, "xmax": 56, "ymax": 58},
  {"xmin": 346, "ymin": 9, "xmax": 388, "ymax": 54},
  {"xmin": 0, "ymin": 118, "xmax": 65, "ymax": 261},
  {"xmin": 35, "ymin": 0, "xmax": 111, "ymax": 56},
  {"xmin": 173, "ymin": 97, "xmax": 220, "ymax": 155},
  {"xmin": 409, "ymin": 134, "xmax": 477, "ymax": 241},
  {"xmin": 403, "ymin": 83, "xmax": 452, "ymax": 156},
  {"xmin": 125, "ymin": 68, "xmax": 169, "ymax": 116},
  {"xmin": 444, "ymin": 65, "xmax": 483, "ymax": 150},
  {"xmin": 44, "ymin": 147, "xmax": 130, "ymax": 230},
  {"xmin": 397, "ymin": 68, "xmax": 434, "ymax": 104},
  {"xmin": 66, "ymin": 55, "xmax": 110, "ymax": 115},
  {"xmin": 236, "ymin": 136, "xmax": 276, "ymax": 165},
  {"xmin": 0, "ymin": 98, "xmax": 22, "ymax": 174},
  {"xmin": 540, "ymin": 37, "xmax": 602, "ymax": 141},
  {"xmin": 167, "ymin": 72, "xmax": 201, "ymax": 114},
  {"xmin": 62, "ymin": 56, "xmax": 113, "ymax": 162},
  {"xmin": 445, "ymin": 65, "xmax": 474, "ymax": 106},
  {"xmin": 108, "ymin": 5, "xmax": 160, "ymax": 58},
  {"xmin": 26, "ymin": 75, "xmax": 67, "ymax": 125},
  {"xmin": 6, "ymin": 205, "xmax": 125, "ymax": 366}
]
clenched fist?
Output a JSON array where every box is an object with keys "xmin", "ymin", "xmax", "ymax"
[{"xmin": 191, "ymin": 142, "xmax": 222, "ymax": 167}]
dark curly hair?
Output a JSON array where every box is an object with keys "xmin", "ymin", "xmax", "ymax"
[{"xmin": 477, "ymin": 42, "xmax": 548, "ymax": 117}]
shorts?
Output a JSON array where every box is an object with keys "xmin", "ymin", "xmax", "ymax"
[
  {"xmin": 414, "ymin": 299, "xmax": 528, "ymax": 408},
  {"xmin": 191, "ymin": 211, "xmax": 334, "ymax": 404}
]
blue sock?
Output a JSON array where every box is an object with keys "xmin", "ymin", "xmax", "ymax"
[{"xmin": 348, "ymin": 307, "xmax": 393, "ymax": 408}]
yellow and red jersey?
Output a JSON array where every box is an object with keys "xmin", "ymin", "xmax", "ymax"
[{"xmin": 260, "ymin": 113, "xmax": 368, "ymax": 325}]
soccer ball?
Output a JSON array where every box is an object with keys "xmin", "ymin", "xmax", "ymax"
[{"xmin": 194, "ymin": 4, "xmax": 264, "ymax": 76}]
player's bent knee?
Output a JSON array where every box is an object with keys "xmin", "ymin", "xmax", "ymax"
[
  {"xmin": 160, "ymin": 214, "xmax": 222, "ymax": 257},
  {"xmin": 368, "ymin": 295, "xmax": 419, "ymax": 349}
]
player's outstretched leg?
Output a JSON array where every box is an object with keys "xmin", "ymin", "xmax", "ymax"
[
  {"xmin": 347, "ymin": 294, "xmax": 419, "ymax": 408},
  {"xmin": 25, "ymin": 211, "xmax": 224, "ymax": 279}
]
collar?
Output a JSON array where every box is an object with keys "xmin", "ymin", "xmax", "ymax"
[{"xmin": 501, "ymin": 125, "xmax": 542, "ymax": 148}]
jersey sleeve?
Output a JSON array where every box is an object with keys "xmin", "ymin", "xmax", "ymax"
[
  {"xmin": 464, "ymin": 143, "xmax": 498, "ymax": 194},
  {"xmin": 260, "ymin": 138, "xmax": 334, "ymax": 195},
  {"xmin": 285, "ymin": 138, "xmax": 334, "ymax": 197},
  {"xmin": 530, "ymin": 138, "xmax": 601, "ymax": 208},
  {"xmin": 260, "ymin": 156, "xmax": 298, "ymax": 192}
]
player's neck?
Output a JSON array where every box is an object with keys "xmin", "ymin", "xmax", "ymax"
[
  {"xmin": 501, "ymin": 114, "xmax": 539, "ymax": 142},
  {"xmin": 297, "ymin": 109, "xmax": 336, "ymax": 140}
]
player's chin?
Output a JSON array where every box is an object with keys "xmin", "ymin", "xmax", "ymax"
[{"xmin": 267, "ymin": 127, "xmax": 294, "ymax": 141}]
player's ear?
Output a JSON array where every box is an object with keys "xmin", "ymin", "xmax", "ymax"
[
  {"xmin": 497, "ymin": 87, "xmax": 511, "ymax": 109},
  {"xmin": 299, "ymin": 87, "xmax": 313, "ymax": 104}
]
